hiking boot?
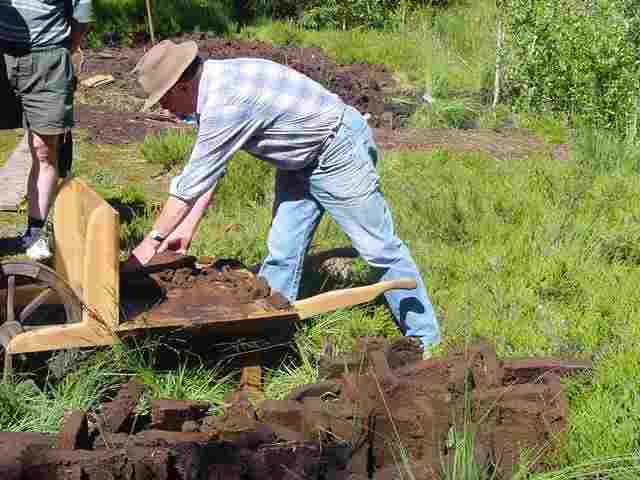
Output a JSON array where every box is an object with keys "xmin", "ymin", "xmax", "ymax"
[{"xmin": 25, "ymin": 237, "xmax": 52, "ymax": 262}]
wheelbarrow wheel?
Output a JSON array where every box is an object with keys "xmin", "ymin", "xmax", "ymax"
[{"xmin": 0, "ymin": 260, "xmax": 83, "ymax": 381}]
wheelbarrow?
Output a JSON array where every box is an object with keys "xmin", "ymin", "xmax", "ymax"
[{"xmin": 0, "ymin": 178, "xmax": 417, "ymax": 385}]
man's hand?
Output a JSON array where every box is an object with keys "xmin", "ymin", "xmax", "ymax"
[
  {"xmin": 158, "ymin": 231, "xmax": 193, "ymax": 254},
  {"xmin": 123, "ymin": 237, "xmax": 160, "ymax": 270}
]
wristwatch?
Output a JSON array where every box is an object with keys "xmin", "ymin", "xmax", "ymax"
[{"xmin": 149, "ymin": 229, "xmax": 165, "ymax": 243}]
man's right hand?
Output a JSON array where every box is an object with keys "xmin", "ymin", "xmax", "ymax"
[{"xmin": 157, "ymin": 229, "xmax": 194, "ymax": 255}]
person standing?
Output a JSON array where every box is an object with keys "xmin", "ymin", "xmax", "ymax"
[
  {"xmin": 0, "ymin": 0, "xmax": 92, "ymax": 260},
  {"xmin": 126, "ymin": 40, "xmax": 441, "ymax": 356}
]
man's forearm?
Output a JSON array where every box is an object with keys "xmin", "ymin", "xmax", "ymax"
[
  {"xmin": 151, "ymin": 196, "xmax": 193, "ymax": 238},
  {"xmin": 176, "ymin": 187, "xmax": 215, "ymax": 234}
]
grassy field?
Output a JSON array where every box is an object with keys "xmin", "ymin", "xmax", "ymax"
[{"xmin": 1, "ymin": 1, "xmax": 639, "ymax": 478}]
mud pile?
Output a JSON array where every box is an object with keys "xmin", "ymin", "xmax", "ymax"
[
  {"xmin": 74, "ymin": 37, "xmax": 556, "ymax": 159},
  {"xmin": 0, "ymin": 339, "xmax": 590, "ymax": 479},
  {"xmin": 288, "ymin": 338, "xmax": 587, "ymax": 479},
  {"xmin": 120, "ymin": 254, "xmax": 291, "ymax": 323},
  {"xmin": 0, "ymin": 377, "xmax": 349, "ymax": 480},
  {"xmin": 76, "ymin": 37, "xmax": 404, "ymax": 145}
]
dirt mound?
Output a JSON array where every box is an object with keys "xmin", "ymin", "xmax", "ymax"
[
  {"xmin": 0, "ymin": 340, "xmax": 590, "ymax": 479},
  {"xmin": 197, "ymin": 37, "xmax": 398, "ymax": 127},
  {"xmin": 290, "ymin": 338, "xmax": 587, "ymax": 478},
  {"xmin": 75, "ymin": 105, "xmax": 188, "ymax": 144},
  {"xmin": 75, "ymin": 36, "xmax": 403, "ymax": 145},
  {"xmin": 73, "ymin": 37, "xmax": 558, "ymax": 161},
  {"xmin": 120, "ymin": 253, "xmax": 289, "ymax": 311}
]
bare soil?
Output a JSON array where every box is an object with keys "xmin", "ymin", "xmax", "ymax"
[{"xmin": 74, "ymin": 36, "xmax": 561, "ymax": 160}]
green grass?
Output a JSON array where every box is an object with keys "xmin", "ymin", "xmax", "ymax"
[
  {"xmin": 138, "ymin": 128, "xmax": 197, "ymax": 173},
  {"xmin": 186, "ymin": 143, "xmax": 640, "ymax": 468},
  {"xmin": 562, "ymin": 345, "xmax": 640, "ymax": 465},
  {"xmin": 0, "ymin": 130, "xmax": 24, "ymax": 168},
  {"xmin": 0, "ymin": 340, "xmax": 237, "ymax": 432},
  {"xmin": 573, "ymin": 126, "xmax": 640, "ymax": 176},
  {"xmin": 244, "ymin": 1, "xmax": 497, "ymax": 99}
]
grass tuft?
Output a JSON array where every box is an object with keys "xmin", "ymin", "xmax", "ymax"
[{"xmin": 138, "ymin": 128, "xmax": 197, "ymax": 173}]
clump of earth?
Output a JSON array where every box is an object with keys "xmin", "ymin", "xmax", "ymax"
[{"xmin": 0, "ymin": 336, "xmax": 589, "ymax": 479}]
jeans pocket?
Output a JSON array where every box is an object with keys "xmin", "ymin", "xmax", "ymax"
[{"xmin": 311, "ymin": 129, "xmax": 380, "ymax": 204}]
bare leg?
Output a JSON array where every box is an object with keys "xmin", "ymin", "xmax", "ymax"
[{"xmin": 27, "ymin": 130, "xmax": 60, "ymax": 222}]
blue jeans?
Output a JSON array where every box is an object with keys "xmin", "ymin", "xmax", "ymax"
[{"xmin": 259, "ymin": 106, "xmax": 440, "ymax": 348}]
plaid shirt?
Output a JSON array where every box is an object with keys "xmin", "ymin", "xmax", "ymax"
[{"xmin": 170, "ymin": 58, "xmax": 346, "ymax": 202}]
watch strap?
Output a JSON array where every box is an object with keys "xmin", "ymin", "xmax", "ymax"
[{"xmin": 149, "ymin": 229, "xmax": 165, "ymax": 242}]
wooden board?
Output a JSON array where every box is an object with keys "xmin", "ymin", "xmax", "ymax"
[{"xmin": 53, "ymin": 178, "xmax": 120, "ymax": 327}]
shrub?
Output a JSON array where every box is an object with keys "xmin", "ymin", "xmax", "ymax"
[
  {"xmin": 88, "ymin": 0, "xmax": 232, "ymax": 47},
  {"xmin": 301, "ymin": 0, "xmax": 391, "ymax": 29},
  {"xmin": 503, "ymin": 0, "xmax": 640, "ymax": 133}
]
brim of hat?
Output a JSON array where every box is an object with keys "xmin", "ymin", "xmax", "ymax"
[{"xmin": 142, "ymin": 41, "xmax": 198, "ymax": 112}]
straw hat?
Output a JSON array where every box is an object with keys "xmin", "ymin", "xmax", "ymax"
[{"xmin": 133, "ymin": 40, "xmax": 198, "ymax": 111}]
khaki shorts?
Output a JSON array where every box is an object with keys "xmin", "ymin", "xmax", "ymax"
[{"xmin": 0, "ymin": 45, "xmax": 74, "ymax": 135}]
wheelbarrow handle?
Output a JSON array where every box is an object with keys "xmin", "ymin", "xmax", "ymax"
[{"xmin": 292, "ymin": 277, "xmax": 418, "ymax": 320}]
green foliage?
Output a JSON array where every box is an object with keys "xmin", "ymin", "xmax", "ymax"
[
  {"xmin": 573, "ymin": 126, "xmax": 640, "ymax": 176},
  {"xmin": 563, "ymin": 345, "xmax": 640, "ymax": 466},
  {"xmin": 184, "ymin": 151, "xmax": 274, "ymax": 263},
  {"xmin": 300, "ymin": 0, "xmax": 392, "ymax": 30},
  {"xmin": 251, "ymin": 0, "xmax": 302, "ymax": 19},
  {"xmin": 0, "ymin": 130, "xmax": 23, "ymax": 166},
  {"xmin": 518, "ymin": 112, "xmax": 569, "ymax": 145},
  {"xmin": 88, "ymin": 0, "xmax": 232, "ymax": 47},
  {"xmin": 244, "ymin": 19, "xmax": 303, "ymax": 45},
  {"xmin": 263, "ymin": 344, "xmax": 319, "ymax": 400},
  {"xmin": 247, "ymin": 2, "xmax": 496, "ymax": 114},
  {"xmin": 138, "ymin": 128, "xmax": 196, "ymax": 173},
  {"xmin": 504, "ymin": 0, "xmax": 640, "ymax": 133},
  {"xmin": 258, "ymin": 0, "xmax": 457, "ymax": 28},
  {"xmin": 214, "ymin": 151, "xmax": 275, "ymax": 208},
  {"xmin": 298, "ymin": 0, "xmax": 459, "ymax": 30},
  {"xmin": 440, "ymin": 371, "xmax": 499, "ymax": 480},
  {"xmin": 0, "ymin": 353, "xmax": 122, "ymax": 432},
  {"xmin": 526, "ymin": 458, "xmax": 640, "ymax": 480},
  {"xmin": 0, "ymin": 381, "xmax": 43, "ymax": 431}
]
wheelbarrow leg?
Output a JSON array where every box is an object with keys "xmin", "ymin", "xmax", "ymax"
[
  {"xmin": 0, "ymin": 321, "xmax": 25, "ymax": 383},
  {"xmin": 230, "ymin": 351, "xmax": 264, "ymax": 403},
  {"xmin": 3, "ymin": 351, "xmax": 12, "ymax": 383}
]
